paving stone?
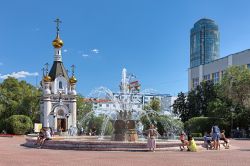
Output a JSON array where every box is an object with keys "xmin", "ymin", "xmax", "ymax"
[{"xmin": 0, "ymin": 136, "xmax": 250, "ymax": 166}]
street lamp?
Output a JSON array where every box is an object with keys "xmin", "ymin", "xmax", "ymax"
[
  {"xmin": 230, "ymin": 107, "xmax": 234, "ymax": 138},
  {"xmin": 229, "ymin": 75, "xmax": 236, "ymax": 138}
]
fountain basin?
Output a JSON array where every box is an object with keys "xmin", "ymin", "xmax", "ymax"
[{"xmin": 23, "ymin": 136, "xmax": 203, "ymax": 151}]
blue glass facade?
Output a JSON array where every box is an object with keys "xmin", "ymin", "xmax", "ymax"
[{"xmin": 190, "ymin": 18, "xmax": 220, "ymax": 68}]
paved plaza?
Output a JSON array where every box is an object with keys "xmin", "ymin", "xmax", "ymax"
[{"xmin": 0, "ymin": 136, "xmax": 250, "ymax": 166}]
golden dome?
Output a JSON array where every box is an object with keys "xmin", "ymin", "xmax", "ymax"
[
  {"xmin": 43, "ymin": 75, "xmax": 51, "ymax": 82},
  {"xmin": 69, "ymin": 76, "xmax": 77, "ymax": 84},
  {"xmin": 52, "ymin": 34, "xmax": 64, "ymax": 48}
]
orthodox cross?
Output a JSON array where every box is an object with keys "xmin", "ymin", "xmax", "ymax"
[
  {"xmin": 71, "ymin": 65, "xmax": 75, "ymax": 76},
  {"xmin": 54, "ymin": 18, "xmax": 62, "ymax": 33},
  {"xmin": 42, "ymin": 68, "xmax": 45, "ymax": 77},
  {"xmin": 45, "ymin": 63, "xmax": 49, "ymax": 76}
]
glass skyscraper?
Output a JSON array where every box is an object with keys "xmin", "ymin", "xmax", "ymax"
[{"xmin": 190, "ymin": 18, "xmax": 220, "ymax": 68}]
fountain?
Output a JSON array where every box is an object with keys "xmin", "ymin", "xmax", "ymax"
[
  {"xmin": 23, "ymin": 68, "xmax": 189, "ymax": 151},
  {"xmin": 84, "ymin": 68, "xmax": 153, "ymax": 142}
]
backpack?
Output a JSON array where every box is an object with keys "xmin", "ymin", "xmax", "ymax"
[{"xmin": 213, "ymin": 125, "xmax": 220, "ymax": 133}]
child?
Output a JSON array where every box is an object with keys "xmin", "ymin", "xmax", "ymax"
[
  {"xmin": 220, "ymin": 130, "xmax": 229, "ymax": 149},
  {"xmin": 203, "ymin": 132, "xmax": 212, "ymax": 150},
  {"xmin": 179, "ymin": 132, "xmax": 187, "ymax": 151}
]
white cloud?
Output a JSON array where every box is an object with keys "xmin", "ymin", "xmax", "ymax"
[
  {"xmin": 91, "ymin": 49, "xmax": 99, "ymax": 54},
  {"xmin": 63, "ymin": 49, "xmax": 68, "ymax": 53},
  {"xmin": 0, "ymin": 62, "xmax": 3, "ymax": 66},
  {"xmin": 0, "ymin": 71, "xmax": 39, "ymax": 79},
  {"xmin": 82, "ymin": 54, "xmax": 89, "ymax": 57}
]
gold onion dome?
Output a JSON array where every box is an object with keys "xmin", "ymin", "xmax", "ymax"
[
  {"xmin": 52, "ymin": 34, "xmax": 64, "ymax": 48},
  {"xmin": 43, "ymin": 75, "xmax": 51, "ymax": 82},
  {"xmin": 69, "ymin": 76, "xmax": 77, "ymax": 84}
]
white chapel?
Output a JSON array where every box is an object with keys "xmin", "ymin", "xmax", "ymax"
[{"xmin": 40, "ymin": 19, "xmax": 77, "ymax": 132}]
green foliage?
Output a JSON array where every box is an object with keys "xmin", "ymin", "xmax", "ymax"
[
  {"xmin": 143, "ymin": 98, "xmax": 161, "ymax": 119},
  {"xmin": 191, "ymin": 133, "xmax": 202, "ymax": 137},
  {"xmin": 218, "ymin": 66, "xmax": 250, "ymax": 130},
  {"xmin": 149, "ymin": 99, "xmax": 161, "ymax": 112},
  {"xmin": 6, "ymin": 115, "xmax": 33, "ymax": 134},
  {"xmin": 81, "ymin": 115, "xmax": 113, "ymax": 135},
  {"xmin": 174, "ymin": 66, "xmax": 250, "ymax": 133},
  {"xmin": 140, "ymin": 114, "xmax": 184, "ymax": 135},
  {"xmin": 0, "ymin": 77, "xmax": 41, "ymax": 126},
  {"xmin": 221, "ymin": 66, "xmax": 250, "ymax": 108},
  {"xmin": 76, "ymin": 94, "xmax": 93, "ymax": 122},
  {"xmin": 207, "ymin": 98, "xmax": 232, "ymax": 119},
  {"xmin": 173, "ymin": 81, "xmax": 217, "ymax": 122},
  {"xmin": 172, "ymin": 92, "xmax": 189, "ymax": 122},
  {"xmin": 187, "ymin": 81, "xmax": 217, "ymax": 118},
  {"xmin": 0, "ymin": 119, "xmax": 6, "ymax": 132},
  {"xmin": 184, "ymin": 117, "xmax": 229, "ymax": 134}
]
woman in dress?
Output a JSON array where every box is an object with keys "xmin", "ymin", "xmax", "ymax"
[{"xmin": 147, "ymin": 124, "xmax": 159, "ymax": 152}]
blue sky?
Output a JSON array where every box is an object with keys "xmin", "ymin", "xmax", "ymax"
[{"xmin": 1, "ymin": 0, "xmax": 250, "ymax": 96}]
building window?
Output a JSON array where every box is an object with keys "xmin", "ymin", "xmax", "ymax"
[
  {"xmin": 59, "ymin": 81, "xmax": 63, "ymax": 89},
  {"xmin": 99, "ymin": 104, "xmax": 102, "ymax": 107},
  {"xmin": 192, "ymin": 77, "xmax": 199, "ymax": 88},
  {"xmin": 203, "ymin": 74, "xmax": 210, "ymax": 81},
  {"xmin": 212, "ymin": 72, "xmax": 220, "ymax": 84},
  {"xmin": 106, "ymin": 104, "xmax": 109, "ymax": 107},
  {"xmin": 247, "ymin": 64, "xmax": 250, "ymax": 69}
]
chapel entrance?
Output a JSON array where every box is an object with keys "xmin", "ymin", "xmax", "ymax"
[{"xmin": 57, "ymin": 118, "xmax": 66, "ymax": 132}]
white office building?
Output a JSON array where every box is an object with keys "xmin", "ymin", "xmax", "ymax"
[{"xmin": 188, "ymin": 49, "xmax": 250, "ymax": 90}]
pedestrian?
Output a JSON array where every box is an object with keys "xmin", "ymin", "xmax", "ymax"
[
  {"xmin": 147, "ymin": 124, "xmax": 159, "ymax": 152},
  {"xmin": 187, "ymin": 135, "xmax": 197, "ymax": 152},
  {"xmin": 211, "ymin": 125, "xmax": 221, "ymax": 150},
  {"xmin": 220, "ymin": 130, "xmax": 229, "ymax": 149},
  {"xmin": 38, "ymin": 128, "xmax": 52, "ymax": 148},
  {"xmin": 80, "ymin": 127, "xmax": 84, "ymax": 135},
  {"xmin": 34, "ymin": 128, "xmax": 45, "ymax": 146},
  {"xmin": 179, "ymin": 131, "xmax": 187, "ymax": 151},
  {"xmin": 49, "ymin": 127, "xmax": 54, "ymax": 137}
]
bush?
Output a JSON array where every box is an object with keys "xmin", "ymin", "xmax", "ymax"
[
  {"xmin": 0, "ymin": 119, "xmax": 6, "ymax": 132},
  {"xmin": 82, "ymin": 115, "xmax": 113, "ymax": 135},
  {"xmin": 191, "ymin": 133, "xmax": 202, "ymax": 137},
  {"xmin": 6, "ymin": 115, "xmax": 33, "ymax": 134},
  {"xmin": 184, "ymin": 117, "xmax": 229, "ymax": 134},
  {"xmin": 141, "ymin": 115, "xmax": 184, "ymax": 136}
]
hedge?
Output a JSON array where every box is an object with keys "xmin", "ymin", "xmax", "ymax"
[
  {"xmin": 184, "ymin": 117, "xmax": 229, "ymax": 135},
  {"xmin": 6, "ymin": 115, "xmax": 33, "ymax": 134}
]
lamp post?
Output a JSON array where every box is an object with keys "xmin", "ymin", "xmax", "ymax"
[
  {"xmin": 229, "ymin": 76, "xmax": 235, "ymax": 138},
  {"xmin": 230, "ymin": 107, "xmax": 234, "ymax": 138}
]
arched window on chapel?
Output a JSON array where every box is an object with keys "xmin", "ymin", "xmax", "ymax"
[{"xmin": 59, "ymin": 81, "xmax": 63, "ymax": 89}]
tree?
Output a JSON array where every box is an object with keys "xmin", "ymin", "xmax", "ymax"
[
  {"xmin": 219, "ymin": 66, "xmax": 250, "ymax": 130},
  {"xmin": 186, "ymin": 89, "xmax": 201, "ymax": 118},
  {"xmin": 172, "ymin": 92, "xmax": 189, "ymax": 122},
  {"xmin": 76, "ymin": 94, "xmax": 93, "ymax": 122},
  {"xmin": 0, "ymin": 77, "xmax": 41, "ymax": 130},
  {"xmin": 149, "ymin": 98, "xmax": 161, "ymax": 112},
  {"xmin": 187, "ymin": 81, "xmax": 217, "ymax": 117},
  {"xmin": 221, "ymin": 66, "xmax": 250, "ymax": 108}
]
